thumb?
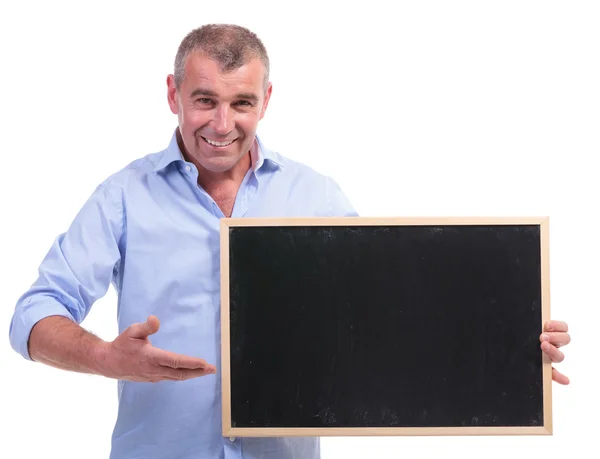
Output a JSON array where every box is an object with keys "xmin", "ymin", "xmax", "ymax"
[{"xmin": 127, "ymin": 315, "xmax": 160, "ymax": 339}]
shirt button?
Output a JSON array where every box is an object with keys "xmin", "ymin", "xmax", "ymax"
[
  {"xmin": 185, "ymin": 165, "xmax": 191, "ymax": 172},
  {"xmin": 229, "ymin": 437, "xmax": 236, "ymax": 443}
]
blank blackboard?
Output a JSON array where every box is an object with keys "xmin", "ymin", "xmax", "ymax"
[{"xmin": 220, "ymin": 217, "xmax": 552, "ymax": 437}]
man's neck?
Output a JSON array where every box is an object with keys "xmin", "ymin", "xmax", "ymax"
[{"xmin": 196, "ymin": 153, "xmax": 252, "ymax": 192}]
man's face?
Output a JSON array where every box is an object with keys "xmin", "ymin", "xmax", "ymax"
[{"xmin": 167, "ymin": 53, "xmax": 271, "ymax": 174}]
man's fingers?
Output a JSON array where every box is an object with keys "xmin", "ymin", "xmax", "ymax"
[
  {"xmin": 544, "ymin": 320, "xmax": 568, "ymax": 333},
  {"xmin": 540, "ymin": 341, "xmax": 565, "ymax": 363},
  {"xmin": 540, "ymin": 331, "xmax": 571, "ymax": 348},
  {"xmin": 127, "ymin": 315, "xmax": 160, "ymax": 339},
  {"xmin": 552, "ymin": 367, "xmax": 570, "ymax": 385},
  {"xmin": 161, "ymin": 367, "xmax": 217, "ymax": 381},
  {"xmin": 153, "ymin": 348, "xmax": 215, "ymax": 372}
]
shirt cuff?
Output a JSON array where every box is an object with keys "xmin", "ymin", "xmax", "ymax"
[{"xmin": 9, "ymin": 298, "xmax": 76, "ymax": 361}]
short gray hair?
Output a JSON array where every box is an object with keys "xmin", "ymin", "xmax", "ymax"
[{"xmin": 174, "ymin": 24, "xmax": 270, "ymax": 90}]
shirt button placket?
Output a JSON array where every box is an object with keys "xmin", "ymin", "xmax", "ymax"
[{"xmin": 224, "ymin": 435, "xmax": 241, "ymax": 459}]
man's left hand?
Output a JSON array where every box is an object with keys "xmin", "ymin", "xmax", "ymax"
[{"xmin": 540, "ymin": 320, "xmax": 571, "ymax": 385}]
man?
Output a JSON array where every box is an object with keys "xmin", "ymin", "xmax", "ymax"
[{"xmin": 8, "ymin": 24, "xmax": 571, "ymax": 459}]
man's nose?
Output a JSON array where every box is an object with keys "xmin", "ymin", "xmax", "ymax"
[{"xmin": 210, "ymin": 105, "xmax": 234, "ymax": 135}]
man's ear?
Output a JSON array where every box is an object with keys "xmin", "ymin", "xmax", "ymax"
[
  {"xmin": 167, "ymin": 74, "xmax": 179, "ymax": 115},
  {"xmin": 259, "ymin": 82, "xmax": 273, "ymax": 120}
]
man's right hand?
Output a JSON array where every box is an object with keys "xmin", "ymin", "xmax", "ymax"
[{"xmin": 100, "ymin": 315, "xmax": 216, "ymax": 382}]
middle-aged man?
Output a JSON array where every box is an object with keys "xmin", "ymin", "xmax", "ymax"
[{"xmin": 9, "ymin": 24, "xmax": 571, "ymax": 459}]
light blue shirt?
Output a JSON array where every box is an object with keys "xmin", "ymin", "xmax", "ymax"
[{"xmin": 9, "ymin": 131, "xmax": 357, "ymax": 459}]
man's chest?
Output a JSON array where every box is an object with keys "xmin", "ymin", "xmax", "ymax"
[
  {"xmin": 211, "ymin": 191, "xmax": 237, "ymax": 218},
  {"xmin": 121, "ymin": 172, "xmax": 330, "ymax": 263}
]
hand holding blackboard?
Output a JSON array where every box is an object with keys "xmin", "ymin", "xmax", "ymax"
[{"xmin": 540, "ymin": 320, "xmax": 570, "ymax": 385}]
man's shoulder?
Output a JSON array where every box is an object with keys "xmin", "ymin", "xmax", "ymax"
[
  {"xmin": 260, "ymin": 145, "xmax": 331, "ymax": 183},
  {"xmin": 98, "ymin": 148, "xmax": 168, "ymax": 193},
  {"xmin": 260, "ymin": 144, "xmax": 357, "ymax": 217}
]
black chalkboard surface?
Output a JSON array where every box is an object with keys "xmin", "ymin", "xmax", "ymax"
[{"xmin": 220, "ymin": 217, "xmax": 552, "ymax": 437}]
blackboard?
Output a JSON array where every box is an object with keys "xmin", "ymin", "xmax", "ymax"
[{"xmin": 220, "ymin": 217, "xmax": 552, "ymax": 437}]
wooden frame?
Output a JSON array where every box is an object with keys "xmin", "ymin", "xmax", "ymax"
[{"xmin": 220, "ymin": 216, "xmax": 552, "ymax": 437}]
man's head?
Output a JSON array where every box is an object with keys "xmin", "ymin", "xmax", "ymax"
[{"xmin": 167, "ymin": 24, "xmax": 272, "ymax": 175}]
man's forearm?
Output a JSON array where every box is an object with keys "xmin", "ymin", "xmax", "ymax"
[{"xmin": 28, "ymin": 316, "xmax": 109, "ymax": 376}]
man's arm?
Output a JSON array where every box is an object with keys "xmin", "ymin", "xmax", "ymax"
[
  {"xmin": 10, "ymin": 183, "xmax": 216, "ymax": 382},
  {"xmin": 28, "ymin": 314, "xmax": 216, "ymax": 381},
  {"xmin": 28, "ymin": 315, "xmax": 108, "ymax": 375},
  {"xmin": 324, "ymin": 176, "xmax": 359, "ymax": 217},
  {"xmin": 9, "ymin": 183, "xmax": 122, "ymax": 362}
]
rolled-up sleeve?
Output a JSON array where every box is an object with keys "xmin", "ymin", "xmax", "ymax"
[{"xmin": 9, "ymin": 183, "xmax": 123, "ymax": 360}]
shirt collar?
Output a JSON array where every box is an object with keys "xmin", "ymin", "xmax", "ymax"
[
  {"xmin": 253, "ymin": 135, "xmax": 284, "ymax": 171},
  {"xmin": 153, "ymin": 129, "xmax": 284, "ymax": 173}
]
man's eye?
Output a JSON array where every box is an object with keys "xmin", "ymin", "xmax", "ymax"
[
  {"xmin": 236, "ymin": 100, "xmax": 252, "ymax": 106},
  {"xmin": 197, "ymin": 98, "xmax": 212, "ymax": 104}
]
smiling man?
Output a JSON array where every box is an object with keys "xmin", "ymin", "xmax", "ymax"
[
  {"xmin": 8, "ymin": 24, "xmax": 571, "ymax": 459},
  {"xmin": 167, "ymin": 32, "xmax": 273, "ymax": 218}
]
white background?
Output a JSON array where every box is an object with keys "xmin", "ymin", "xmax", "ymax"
[{"xmin": 1, "ymin": 1, "xmax": 598, "ymax": 458}]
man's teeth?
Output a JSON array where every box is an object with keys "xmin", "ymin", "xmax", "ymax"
[{"xmin": 205, "ymin": 138, "xmax": 234, "ymax": 147}]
